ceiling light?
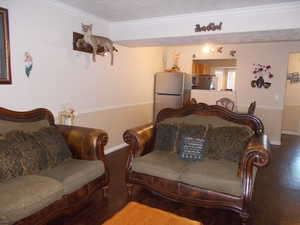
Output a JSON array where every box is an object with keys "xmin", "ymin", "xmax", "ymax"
[{"xmin": 202, "ymin": 45, "xmax": 211, "ymax": 54}]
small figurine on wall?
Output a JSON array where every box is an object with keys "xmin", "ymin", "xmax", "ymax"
[
  {"xmin": 77, "ymin": 23, "xmax": 115, "ymax": 65},
  {"xmin": 24, "ymin": 52, "xmax": 33, "ymax": 77}
]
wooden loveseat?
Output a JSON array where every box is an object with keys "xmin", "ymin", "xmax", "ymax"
[
  {"xmin": 0, "ymin": 107, "xmax": 109, "ymax": 225},
  {"xmin": 123, "ymin": 103, "xmax": 271, "ymax": 225}
]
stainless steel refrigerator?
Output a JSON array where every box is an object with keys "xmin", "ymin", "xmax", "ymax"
[{"xmin": 154, "ymin": 72, "xmax": 192, "ymax": 120}]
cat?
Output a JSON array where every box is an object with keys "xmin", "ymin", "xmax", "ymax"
[{"xmin": 80, "ymin": 23, "xmax": 115, "ymax": 65}]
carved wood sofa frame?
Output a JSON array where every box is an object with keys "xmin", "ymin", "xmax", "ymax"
[
  {"xmin": 123, "ymin": 103, "xmax": 271, "ymax": 225},
  {"xmin": 0, "ymin": 107, "xmax": 109, "ymax": 225}
]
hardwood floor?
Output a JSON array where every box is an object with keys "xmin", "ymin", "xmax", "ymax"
[{"xmin": 56, "ymin": 134, "xmax": 300, "ymax": 225}]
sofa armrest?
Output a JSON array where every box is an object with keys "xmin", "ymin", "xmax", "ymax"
[
  {"xmin": 56, "ymin": 125, "xmax": 108, "ymax": 161},
  {"xmin": 241, "ymin": 134, "xmax": 271, "ymax": 209},
  {"xmin": 123, "ymin": 123, "xmax": 154, "ymax": 157},
  {"xmin": 243, "ymin": 134, "xmax": 271, "ymax": 169}
]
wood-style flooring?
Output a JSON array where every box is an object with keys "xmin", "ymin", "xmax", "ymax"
[{"xmin": 55, "ymin": 134, "xmax": 300, "ymax": 225}]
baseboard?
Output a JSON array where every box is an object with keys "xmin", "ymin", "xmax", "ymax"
[
  {"xmin": 105, "ymin": 143, "xmax": 128, "ymax": 155},
  {"xmin": 282, "ymin": 130, "xmax": 300, "ymax": 136}
]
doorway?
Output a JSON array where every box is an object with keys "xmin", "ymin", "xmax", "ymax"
[{"xmin": 282, "ymin": 53, "xmax": 300, "ymax": 135}]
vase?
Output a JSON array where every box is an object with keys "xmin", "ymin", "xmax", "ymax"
[
  {"xmin": 251, "ymin": 80, "xmax": 257, "ymax": 88},
  {"xmin": 264, "ymin": 82, "xmax": 271, "ymax": 89},
  {"xmin": 256, "ymin": 76, "xmax": 264, "ymax": 88}
]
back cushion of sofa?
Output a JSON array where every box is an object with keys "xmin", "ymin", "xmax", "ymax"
[
  {"xmin": 0, "ymin": 120, "xmax": 72, "ymax": 182},
  {"xmin": 154, "ymin": 114, "xmax": 254, "ymax": 163},
  {"xmin": 153, "ymin": 123, "xmax": 180, "ymax": 152},
  {"xmin": 0, "ymin": 119, "xmax": 50, "ymax": 137}
]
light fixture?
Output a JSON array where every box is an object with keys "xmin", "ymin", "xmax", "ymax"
[{"xmin": 202, "ymin": 45, "xmax": 211, "ymax": 54}]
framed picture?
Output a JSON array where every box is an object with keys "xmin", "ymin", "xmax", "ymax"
[{"xmin": 0, "ymin": 7, "xmax": 11, "ymax": 84}]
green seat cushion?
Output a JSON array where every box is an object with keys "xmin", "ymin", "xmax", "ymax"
[
  {"xmin": 39, "ymin": 159, "xmax": 105, "ymax": 194},
  {"xmin": 180, "ymin": 159, "xmax": 243, "ymax": 196},
  {"xmin": 0, "ymin": 175, "xmax": 63, "ymax": 225},
  {"xmin": 132, "ymin": 151, "xmax": 188, "ymax": 181}
]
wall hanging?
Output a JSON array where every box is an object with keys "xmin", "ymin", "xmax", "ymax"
[
  {"xmin": 24, "ymin": 52, "xmax": 33, "ymax": 77},
  {"xmin": 0, "ymin": 7, "xmax": 12, "ymax": 84},
  {"xmin": 251, "ymin": 64, "xmax": 273, "ymax": 88},
  {"xmin": 73, "ymin": 23, "xmax": 118, "ymax": 65},
  {"xmin": 287, "ymin": 72, "xmax": 300, "ymax": 83},
  {"xmin": 195, "ymin": 22, "xmax": 223, "ymax": 32},
  {"xmin": 229, "ymin": 50, "xmax": 236, "ymax": 57},
  {"xmin": 59, "ymin": 107, "xmax": 76, "ymax": 125},
  {"xmin": 166, "ymin": 51, "xmax": 181, "ymax": 72},
  {"xmin": 217, "ymin": 47, "xmax": 223, "ymax": 53}
]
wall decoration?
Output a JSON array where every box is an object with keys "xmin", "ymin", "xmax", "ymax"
[
  {"xmin": 74, "ymin": 24, "xmax": 118, "ymax": 66},
  {"xmin": 195, "ymin": 22, "xmax": 222, "ymax": 32},
  {"xmin": 217, "ymin": 47, "xmax": 223, "ymax": 53},
  {"xmin": 251, "ymin": 64, "xmax": 273, "ymax": 88},
  {"xmin": 229, "ymin": 50, "xmax": 236, "ymax": 57},
  {"xmin": 24, "ymin": 52, "xmax": 33, "ymax": 77},
  {"xmin": 287, "ymin": 72, "xmax": 300, "ymax": 83},
  {"xmin": 166, "ymin": 51, "xmax": 181, "ymax": 72},
  {"xmin": 59, "ymin": 107, "xmax": 76, "ymax": 125},
  {"xmin": 0, "ymin": 8, "xmax": 12, "ymax": 84}
]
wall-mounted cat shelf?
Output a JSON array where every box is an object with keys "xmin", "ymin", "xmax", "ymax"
[{"xmin": 73, "ymin": 32, "xmax": 117, "ymax": 55}]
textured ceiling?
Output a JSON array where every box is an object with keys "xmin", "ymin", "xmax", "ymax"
[
  {"xmin": 57, "ymin": 0, "xmax": 295, "ymax": 21},
  {"xmin": 116, "ymin": 29, "xmax": 300, "ymax": 47}
]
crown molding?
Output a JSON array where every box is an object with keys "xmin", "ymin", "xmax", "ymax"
[{"xmin": 111, "ymin": 1, "xmax": 300, "ymax": 26}]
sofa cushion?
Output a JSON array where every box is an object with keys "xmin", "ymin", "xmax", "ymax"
[
  {"xmin": 207, "ymin": 126, "xmax": 254, "ymax": 162},
  {"xmin": 160, "ymin": 115, "xmax": 254, "ymax": 163},
  {"xmin": 0, "ymin": 127, "xmax": 72, "ymax": 182},
  {"xmin": 39, "ymin": 159, "xmax": 105, "ymax": 194},
  {"xmin": 0, "ymin": 175, "xmax": 63, "ymax": 225},
  {"xmin": 153, "ymin": 123, "xmax": 180, "ymax": 153},
  {"xmin": 0, "ymin": 119, "xmax": 49, "ymax": 137},
  {"xmin": 132, "ymin": 151, "xmax": 188, "ymax": 181},
  {"xmin": 32, "ymin": 127, "xmax": 72, "ymax": 169},
  {"xmin": 179, "ymin": 159, "xmax": 242, "ymax": 196},
  {"xmin": 162, "ymin": 115, "xmax": 249, "ymax": 128},
  {"xmin": 0, "ymin": 131, "xmax": 48, "ymax": 182}
]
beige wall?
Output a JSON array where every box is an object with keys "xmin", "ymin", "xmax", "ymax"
[
  {"xmin": 165, "ymin": 42, "xmax": 300, "ymax": 145},
  {"xmin": 282, "ymin": 53, "xmax": 300, "ymax": 133},
  {"xmin": 2, "ymin": 0, "xmax": 164, "ymax": 151},
  {"xmin": 75, "ymin": 103, "xmax": 153, "ymax": 150}
]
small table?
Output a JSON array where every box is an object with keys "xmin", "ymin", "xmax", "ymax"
[{"xmin": 102, "ymin": 202, "xmax": 202, "ymax": 225}]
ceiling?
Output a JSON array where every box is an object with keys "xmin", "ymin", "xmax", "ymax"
[{"xmin": 57, "ymin": 0, "xmax": 294, "ymax": 22}]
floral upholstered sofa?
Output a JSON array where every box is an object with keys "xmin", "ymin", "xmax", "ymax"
[
  {"xmin": 0, "ymin": 107, "xmax": 109, "ymax": 225},
  {"xmin": 124, "ymin": 103, "xmax": 271, "ymax": 225}
]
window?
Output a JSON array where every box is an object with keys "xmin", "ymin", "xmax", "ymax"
[{"xmin": 227, "ymin": 70, "xmax": 236, "ymax": 91}]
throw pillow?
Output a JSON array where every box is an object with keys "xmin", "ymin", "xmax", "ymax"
[
  {"xmin": 0, "ymin": 127, "xmax": 72, "ymax": 182},
  {"xmin": 32, "ymin": 127, "xmax": 72, "ymax": 169},
  {"xmin": 153, "ymin": 123, "xmax": 180, "ymax": 153},
  {"xmin": 207, "ymin": 126, "xmax": 254, "ymax": 162},
  {"xmin": 0, "ymin": 131, "xmax": 48, "ymax": 182},
  {"xmin": 178, "ymin": 124, "xmax": 209, "ymax": 161}
]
